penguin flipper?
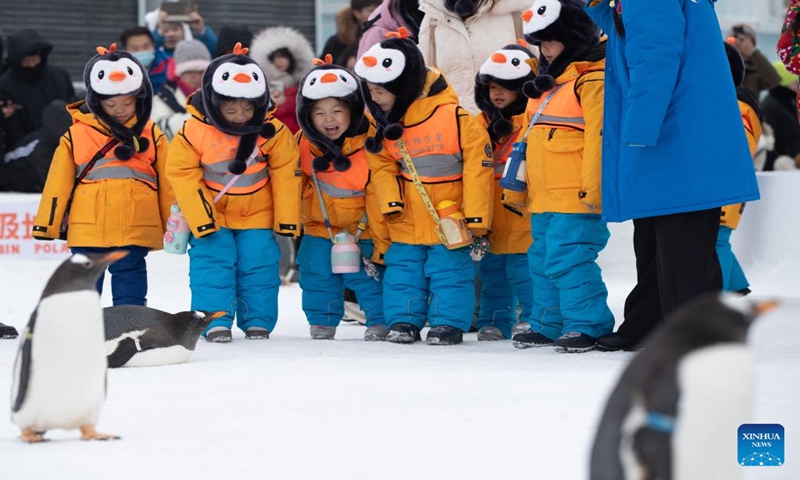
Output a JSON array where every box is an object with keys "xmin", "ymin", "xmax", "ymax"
[
  {"xmin": 12, "ymin": 310, "xmax": 38, "ymax": 413},
  {"xmin": 106, "ymin": 337, "xmax": 139, "ymax": 368},
  {"xmin": 632, "ymin": 427, "xmax": 672, "ymax": 479}
]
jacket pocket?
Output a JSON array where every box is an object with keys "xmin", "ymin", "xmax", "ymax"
[
  {"xmin": 130, "ymin": 182, "xmax": 161, "ymax": 227},
  {"xmin": 542, "ymin": 130, "xmax": 584, "ymax": 189},
  {"xmin": 70, "ymin": 183, "xmax": 99, "ymax": 224}
]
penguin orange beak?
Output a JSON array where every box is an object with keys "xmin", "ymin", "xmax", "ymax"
[
  {"xmin": 362, "ymin": 56, "xmax": 377, "ymax": 67},
  {"xmin": 100, "ymin": 250, "xmax": 129, "ymax": 263},
  {"xmin": 521, "ymin": 9, "xmax": 533, "ymax": 22},
  {"xmin": 754, "ymin": 299, "xmax": 779, "ymax": 315},
  {"xmin": 320, "ymin": 72, "xmax": 338, "ymax": 83},
  {"xmin": 209, "ymin": 311, "xmax": 227, "ymax": 320},
  {"xmin": 233, "ymin": 72, "xmax": 252, "ymax": 83},
  {"xmin": 491, "ymin": 52, "xmax": 507, "ymax": 64},
  {"xmin": 109, "ymin": 71, "xmax": 127, "ymax": 82}
]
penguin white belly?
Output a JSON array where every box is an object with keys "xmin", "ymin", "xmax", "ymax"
[
  {"xmin": 673, "ymin": 344, "xmax": 754, "ymax": 480},
  {"xmin": 12, "ymin": 292, "xmax": 108, "ymax": 431},
  {"xmin": 122, "ymin": 345, "xmax": 193, "ymax": 367}
]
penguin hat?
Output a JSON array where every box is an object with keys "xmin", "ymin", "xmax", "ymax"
[
  {"xmin": 201, "ymin": 42, "xmax": 275, "ymax": 174},
  {"xmin": 590, "ymin": 293, "xmax": 779, "ymax": 480},
  {"xmin": 297, "ymin": 54, "xmax": 368, "ymax": 172},
  {"xmin": 475, "ymin": 41, "xmax": 536, "ymax": 141},
  {"xmin": 11, "ymin": 251, "xmax": 129, "ymax": 443},
  {"xmin": 354, "ymin": 27, "xmax": 427, "ymax": 153},
  {"xmin": 520, "ymin": 0, "xmax": 600, "ymax": 98},
  {"xmin": 84, "ymin": 43, "xmax": 153, "ymax": 160}
]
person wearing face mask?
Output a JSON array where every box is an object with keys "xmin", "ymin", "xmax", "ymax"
[
  {"xmin": 120, "ymin": 26, "xmax": 172, "ymax": 95},
  {"xmin": 0, "ymin": 29, "xmax": 74, "ymax": 151}
]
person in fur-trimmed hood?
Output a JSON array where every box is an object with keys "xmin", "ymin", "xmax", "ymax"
[
  {"xmin": 32, "ymin": 43, "xmax": 173, "ymax": 307},
  {"xmin": 356, "ymin": 28, "xmax": 495, "ymax": 346},
  {"xmin": 166, "ymin": 43, "xmax": 302, "ymax": 343},
  {"xmin": 294, "ymin": 55, "xmax": 390, "ymax": 341},
  {"xmin": 249, "ymin": 26, "xmax": 316, "ymax": 133},
  {"xmin": 509, "ymin": 0, "xmax": 614, "ymax": 353},
  {"xmin": 472, "ymin": 42, "xmax": 535, "ymax": 341}
]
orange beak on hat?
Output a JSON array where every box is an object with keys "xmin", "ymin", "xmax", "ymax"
[
  {"xmin": 233, "ymin": 72, "xmax": 252, "ymax": 83},
  {"xmin": 109, "ymin": 71, "xmax": 127, "ymax": 82},
  {"xmin": 320, "ymin": 72, "xmax": 338, "ymax": 84}
]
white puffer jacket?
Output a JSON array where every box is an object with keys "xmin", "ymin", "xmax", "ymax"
[{"xmin": 417, "ymin": 0, "xmax": 534, "ymax": 114}]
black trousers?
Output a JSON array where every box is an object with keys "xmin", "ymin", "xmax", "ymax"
[{"xmin": 617, "ymin": 208, "xmax": 722, "ymax": 341}]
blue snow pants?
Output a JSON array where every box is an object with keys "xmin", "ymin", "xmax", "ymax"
[
  {"xmin": 383, "ymin": 242, "xmax": 474, "ymax": 332},
  {"xmin": 71, "ymin": 245, "xmax": 149, "ymax": 306},
  {"xmin": 476, "ymin": 252, "xmax": 532, "ymax": 339},
  {"xmin": 528, "ymin": 213, "xmax": 614, "ymax": 340},
  {"xmin": 188, "ymin": 228, "xmax": 281, "ymax": 334},
  {"xmin": 716, "ymin": 226, "xmax": 749, "ymax": 292},
  {"xmin": 297, "ymin": 235, "xmax": 385, "ymax": 327}
]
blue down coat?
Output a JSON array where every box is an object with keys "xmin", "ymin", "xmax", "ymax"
[{"xmin": 584, "ymin": 0, "xmax": 759, "ymax": 222}]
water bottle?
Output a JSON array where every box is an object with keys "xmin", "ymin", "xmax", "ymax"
[
  {"xmin": 331, "ymin": 232, "xmax": 361, "ymax": 273},
  {"xmin": 498, "ymin": 141, "xmax": 528, "ymax": 192},
  {"xmin": 436, "ymin": 200, "xmax": 472, "ymax": 250},
  {"xmin": 163, "ymin": 204, "xmax": 190, "ymax": 255}
]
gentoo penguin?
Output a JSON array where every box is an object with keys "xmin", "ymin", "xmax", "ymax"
[
  {"xmin": 11, "ymin": 252, "xmax": 128, "ymax": 443},
  {"xmin": 104, "ymin": 306, "xmax": 225, "ymax": 368},
  {"xmin": 0, "ymin": 321, "xmax": 19, "ymax": 339},
  {"xmin": 354, "ymin": 26, "xmax": 427, "ymax": 153},
  {"xmin": 589, "ymin": 293, "xmax": 778, "ymax": 480},
  {"xmin": 296, "ymin": 54, "xmax": 368, "ymax": 172}
]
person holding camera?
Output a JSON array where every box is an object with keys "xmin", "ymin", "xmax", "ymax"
[{"xmin": 151, "ymin": 2, "xmax": 218, "ymax": 58}]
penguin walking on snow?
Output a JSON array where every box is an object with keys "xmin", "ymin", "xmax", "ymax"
[
  {"xmin": 11, "ymin": 252, "xmax": 128, "ymax": 443},
  {"xmin": 104, "ymin": 306, "xmax": 225, "ymax": 368},
  {"xmin": 590, "ymin": 293, "xmax": 778, "ymax": 480}
]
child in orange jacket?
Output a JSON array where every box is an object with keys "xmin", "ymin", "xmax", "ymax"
[
  {"xmin": 166, "ymin": 44, "xmax": 302, "ymax": 342},
  {"xmin": 32, "ymin": 44, "xmax": 172, "ymax": 306}
]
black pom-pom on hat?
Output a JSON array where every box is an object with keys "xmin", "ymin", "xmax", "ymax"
[
  {"xmin": 332, "ymin": 155, "xmax": 352, "ymax": 172},
  {"xmin": 365, "ymin": 133, "xmax": 384, "ymax": 154},
  {"xmin": 312, "ymin": 155, "xmax": 332, "ymax": 172},
  {"xmin": 445, "ymin": 0, "xmax": 478, "ymax": 16},
  {"xmin": 115, "ymin": 144, "xmax": 134, "ymax": 160},
  {"xmin": 492, "ymin": 118, "xmax": 514, "ymax": 138},
  {"xmin": 261, "ymin": 123, "xmax": 276, "ymax": 139},
  {"xmin": 523, "ymin": 80, "xmax": 542, "ymax": 99},
  {"xmin": 384, "ymin": 123, "xmax": 405, "ymax": 141},
  {"xmin": 534, "ymin": 74, "xmax": 556, "ymax": 92}
]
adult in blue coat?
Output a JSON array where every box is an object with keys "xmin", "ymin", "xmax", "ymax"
[{"xmin": 585, "ymin": 0, "xmax": 759, "ymax": 351}]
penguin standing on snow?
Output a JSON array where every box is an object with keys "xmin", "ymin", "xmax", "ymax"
[
  {"xmin": 104, "ymin": 306, "xmax": 225, "ymax": 368},
  {"xmin": 590, "ymin": 293, "xmax": 778, "ymax": 480},
  {"xmin": 11, "ymin": 252, "xmax": 129, "ymax": 443}
]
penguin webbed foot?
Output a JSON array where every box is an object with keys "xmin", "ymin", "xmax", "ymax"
[
  {"xmin": 632, "ymin": 427, "xmax": 671, "ymax": 480},
  {"xmin": 20, "ymin": 428, "xmax": 47, "ymax": 443},
  {"xmin": 80, "ymin": 425, "xmax": 121, "ymax": 441}
]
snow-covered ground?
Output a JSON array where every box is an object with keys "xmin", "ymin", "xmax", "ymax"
[{"xmin": 1, "ymin": 197, "xmax": 799, "ymax": 479}]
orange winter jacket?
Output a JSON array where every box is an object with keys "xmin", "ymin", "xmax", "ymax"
[
  {"xmin": 32, "ymin": 101, "xmax": 172, "ymax": 249},
  {"xmin": 721, "ymin": 101, "xmax": 763, "ymax": 229},
  {"xmin": 366, "ymin": 69, "xmax": 494, "ymax": 246},
  {"xmin": 166, "ymin": 94, "xmax": 302, "ymax": 238},
  {"xmin": 516, "ymin": 60, "xmax": 605, "ymax": 215},
  {"xmin": 297, "ymin": 132, "xmax": 390, "ymax": 262},
  {"xmin": 476, "ymin": 111, "xmax": 531, "ymax": 254}
]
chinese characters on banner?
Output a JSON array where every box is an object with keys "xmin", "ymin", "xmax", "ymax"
[{"xmin": 0, "ymin": 203, "xmax": 70, "ymax": 259}]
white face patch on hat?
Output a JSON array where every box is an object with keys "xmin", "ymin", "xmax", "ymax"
[
  {"xmin": 301, "ymin": 68, "xmax": 358, "ymax": 100},
  {"xmin": 354, "ymin": 44, "xmax": 406, "ymax": 84},
  {"xmin": 211, "ymin": 62, "xmax": 267, "ymax": 99},
  {"xmin": 523, "ymin": 0, "xmax": 562, "ymax": 35},
  {"xmin": 89, "ymin": 58, "xmax": 144, "ymax": 96},
  {"xmin": 479, "ymin": 49, "xmax": 532, "ymax": 81}
]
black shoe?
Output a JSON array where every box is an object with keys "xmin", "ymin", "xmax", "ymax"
[
  {"xmin": 386, "ymin": 323, "xmax": 421, "ymax": 344},
  {"xmin": 554, "ymin": 332, "xmax": 597, "ymax": 353},
  {"xmin": 0, "ymin": 322, "xmax": 19, "ymax": 339},
  {"xmin": 245, "ymin": 327, "xmax": 270, "ymax": 340},
  {"xmin": 512, "ymin": 331, "xmax": 554, "ymax": 349},
  {"xmin": 426, "ymin": 325, "xmax": 463, "ymax": 345},
  {"xmin": 736, "ymin": 287, "xmax": 752, "ymax": 296},
  {"xmin": 595, "ymin": 332, "xmax": 641, "ymax": 352}
]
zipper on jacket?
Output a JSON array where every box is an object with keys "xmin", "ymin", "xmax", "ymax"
[
  {"xmin": 48, "ymin": 198, "xmax": 57, "ymax": 226},
  {"xmin": 198, "ymin": 188, "xmax": 214, "ymax": 220},
  {"xmin": 395, "ymin": 176, "xmax": 404, "ymax": 202},
  {"xmin": 548, "ymin": 128, "xmax": 556, "ymax": 141}
]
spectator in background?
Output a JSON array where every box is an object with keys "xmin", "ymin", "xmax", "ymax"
[
  {"xmin": 358, "ymin": 0, "xmax": 423, "ymax": 58},
  {"xmin": 1, "ymin": 99, "xmax": 71, "ymax": 192},
  {"xmin": 152, "ymin": 4, "xmax": 217, "ymax": 58},
  {"xmin": 730, "ymin": 23, "xmax": 781, "ymax": 97},
  {"xmin": 250, "ymin": 27, "xmax": 315, "ymax": 133},
  {"xmin": 120, "ymin": 26, "xmax": 171, "ymax": 94},
  {"xmin": 321, "ymin": 0, "xmax": 382, "ymax": 65},
  {"xmin": 0, "ymin": 29, "xmax": 74, "ymax": 151},
  {"xmin": 760, "ymin": 61, "xmax": 800, "ymax": 171},
  {"xmin": 416, "ymin": 0, "xmax": 531, "ymax": 114},
  {"xmin": 152, "ymin": 40, "xmax": 211, "ymax": 140},
  {"xmin": 214, "ymin": 25, "xmax": 253, "ymax": 58}
]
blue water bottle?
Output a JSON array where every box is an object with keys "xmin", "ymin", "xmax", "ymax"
[{"xmin": 498, "ymin": 141, "xmax": 528, "ymax": 192}]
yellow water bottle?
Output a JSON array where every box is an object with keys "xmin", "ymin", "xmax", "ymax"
[{"xmin": 436, "ymin": 200, "xmax": 472, "ymax": 250}]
